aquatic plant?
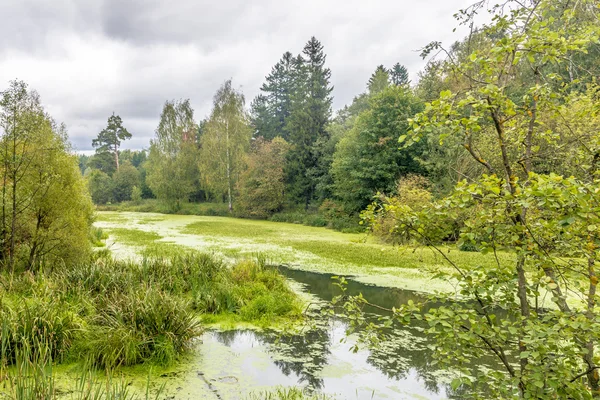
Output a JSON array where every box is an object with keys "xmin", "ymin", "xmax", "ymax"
[
  {"xmin": 246, "ymin": 386, "xmax": 333, "ymax": 400},
  {"xmin": 83, "ymin": 287, "xmax": 202, "ymax": 368}
]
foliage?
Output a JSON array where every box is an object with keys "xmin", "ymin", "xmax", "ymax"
[
  {"xmin": 390, "ymin": 63, "xmax": 410, "ymax": 86},
  {"xmin": 87, "ymin": 169, "xmax": 114, "ymax": 205},
  {"xmin": 146, "ymin": 99, "xmax": 199, "ymax": 211},
  {"xmin": 199, "ymin": 80, "xmax": 252, "ymax": 211},
  {"xmin": 251, "ymin": 51, "xmax": 296, "ymax": 141},
  {"xmin": 130, "ymin": 185, "xmax": 143, "ymax": 204},
  {"xmin": 285, "ymin": 37, "xmax": 333, "ymax": 209},
  {"xmin": 367, "ymin": 65, "xmax": 390, "ymax": 95},
  {"xmin": 112, "ymin": 162, "xmax": 140, "ymax": 202},
  {"xmin": 361, "ymin": 175, "xmax": 433, "ymax": 244},
  {"xmin": 0, "ymin": 80, "xmax": 93, "ymax": 271},
  {"xmin": 237, "ymin": 137, "xmax": 290, "ymax": 218},
  {"xmin": 348, "ymin": 1, "xmax": 600, "ymax": 398},
  {"xmin": 92, "ymin": 113, "xmax": 132, "ymax": 173},
  {"xmin": 331, "ymin": 85, "xmax": 425, "ymax": 212}
]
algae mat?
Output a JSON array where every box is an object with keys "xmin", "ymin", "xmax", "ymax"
[{"xmin": 94, "ymin": 211, "xmax": 508, "ymax": 293}]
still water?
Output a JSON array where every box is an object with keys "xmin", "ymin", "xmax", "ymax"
[{"xmin": 164, "ymin": 267, "xmax": 453, "ymax": 400}]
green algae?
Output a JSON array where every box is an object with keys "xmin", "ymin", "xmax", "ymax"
[{"xmin": 95, "ymin": 211, "xmax": 512, "ymax": 294}]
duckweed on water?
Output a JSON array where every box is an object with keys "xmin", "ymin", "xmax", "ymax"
[{"xmin": 96, "ymin": 211, "xmax": 514, "ymax": 292}]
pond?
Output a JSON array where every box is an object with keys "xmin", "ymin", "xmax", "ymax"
[{"xmin": 162, "ymin": 267, "xmax": 452, "ymax": 400}]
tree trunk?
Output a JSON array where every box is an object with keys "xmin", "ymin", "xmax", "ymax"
[
  {"xmin": 9, "ymin": 127, "xmax": 17, "ymax": 271},
  {"xmin": 226, "ymin": 121, "xmax": 232, "ymax": 212},
  {"xmin": 115, "ymin": 146, "xmax": 119, "ymax": 171}
]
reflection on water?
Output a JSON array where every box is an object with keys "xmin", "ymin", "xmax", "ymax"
[{"xmin": 202, "ymin": 267, "xmax": 454, "ymax": 399}]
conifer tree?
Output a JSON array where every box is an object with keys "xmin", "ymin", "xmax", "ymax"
[
  {"xmin": 92, "ymin": 113, "xmax": 131, "ymax": 172},
  {"xmin": 367, "ymin": 65, "xmax": 390, "ymax": 95},
  {"xmin": 251, "ymin": 52, "xmax": 295, "ymax": 140},
  {"xmin": 390, "ymin": 63, "xmax": 410, "ymax": 86},
  {"xmin": 285, "ymin": 37, "xmax": 333, "ymax": 208}
]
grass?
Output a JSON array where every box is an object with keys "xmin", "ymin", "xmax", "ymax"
[
  {"xmin": 89, "ymin": 226, "xmax": 108, "ymax": 247},
  {"xmin": 2, "ymin": 340, "xmax": 166, "ymax": 400},
  {"xmin": 246, "ymin": 387, "xmax": 333, "ymax": 399},
  {"xmin": 0, "ymin": 250, "xmax": 302, "ymax": 397},
  {"xmin": 96, "ymin": 211, "xmax": 514, "ymax": 292}
]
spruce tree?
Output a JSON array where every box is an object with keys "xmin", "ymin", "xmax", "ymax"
[
  {"xmin": 251, "ymin": 52, "xmax": 295, "ymax": 140},
  {"xmin": 390, "ymin": 63, "xmax": 410, "ymax": 86},
  {"xmin": 285, "ymin": 37, "xmax": 333, "ymax": 208}
]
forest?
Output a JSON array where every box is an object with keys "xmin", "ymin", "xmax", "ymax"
[{"xmin": 2, "ymin": 0, "xmax": 600, "ymax": 399}]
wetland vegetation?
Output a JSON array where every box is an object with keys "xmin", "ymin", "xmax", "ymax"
[{"xmin": 3, "ymin": 0, "xmax": 600, "ymax": 398}]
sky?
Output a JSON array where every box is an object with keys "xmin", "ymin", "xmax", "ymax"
[{"xmin": 0, "ymin": 0, "xmax": 477, "ymax": 152}]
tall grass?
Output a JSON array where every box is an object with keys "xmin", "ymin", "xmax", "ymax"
[
  {"xmin": 246, "ymin": 387, "xmax": 333, "ymax": 400},
  {"xmin": 84, "ymin": 288, "xmax": 201, "ymax": 367},
  {"xmin": 0, "ymin": 250, "xmax": 301, "ymax": 394},
  {"xmin": 88, "ymin": 226, "xmax": 108, "ymax": 247},
  {"xmin": 2, "ymin": 341, "xmax": 165, "ymax": 400}
]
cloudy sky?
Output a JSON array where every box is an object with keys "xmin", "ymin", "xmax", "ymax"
[{"xmin": 0, "ymin": 0, "xmax": 476, "ymax": 152}]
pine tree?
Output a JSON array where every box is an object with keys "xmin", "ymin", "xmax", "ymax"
[
  {"xmin": 390, "ymin": 63, "xmax": 410, "ymax": 86},
  {"xmin": 285, "ymin": 37, "xmax": 333, "ymax": 208},
  {"xmin": 92, "ymin": 113, "xmax": 131, "ymax": 172}
]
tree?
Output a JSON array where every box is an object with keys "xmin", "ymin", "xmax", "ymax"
[
  {"xmin": 390, "ymin": 63, "xmax": 410, "ymax": 86},
  {"xmin": 199, "ymin": 80, "xmax": 252, "ymax": 211},
  {"xmin": 0, "ymin": 80, "xmax": 93, "ymax": 270},
  {"xmin": 237, "ymin": 137, "xmax": 290, "ymax": 218},
  {"xmin": 367, "ymin": 65, "xmax": 390, "ymax": 95},
  {"xmin": 251, "ymin": 52, "xmax": 296, "ymax": 141},
  {"xmin": 352, "ymin": 1, "xmax": 600, "ymax": 398},
  {"xmin": 146, "ymin": 99, "xmax": 199, "ymax": 210},
  {"xmin": 112, "ymin": 162, "xmax": 140, "ymax": 202},
  {"xmin": 92, "ymin": 113, "xmax": 131, "ymax": 172},
  {"xmin": 249, "ymin": 94, "xmax": 275, "ymax": 139},
  {"xmin": 27, "ymin": 131, "xmax": 94, "ymax": 269},
  {"xmin": 87, "ymin": 170, "xmax": 114, "ymax": 205},
  {"xmin": 285, "ymin": 37, "xmax": 333, "ymax": 209},
  {"xmin": 331, "ymin": 86, "xmax": 424, "ymax": 212},
  {"xmin": 0, "ymin": 80, "xmax": 49, "ymax": 269}
]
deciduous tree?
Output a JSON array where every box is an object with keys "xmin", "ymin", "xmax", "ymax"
[{"xmin": 199, "ymin": 80, "xmax": 251, "ymax": 211}]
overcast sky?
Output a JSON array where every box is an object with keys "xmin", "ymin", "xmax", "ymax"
[{"xmin": 0, "ymin": 0, "xmax": 476, "ymax": 152}]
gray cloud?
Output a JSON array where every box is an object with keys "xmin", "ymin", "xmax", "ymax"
[{"xmin": 0, "ymin": 0, "xmax": 476, "ymax": 151}]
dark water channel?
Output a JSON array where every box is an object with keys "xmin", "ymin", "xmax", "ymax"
[{"xmin": 196, "ymin": 267, "xmax": 454, "ymax": 400}]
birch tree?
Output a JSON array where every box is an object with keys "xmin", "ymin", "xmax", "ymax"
[{"xmin": 199, "ymin": 80, "xmax": 251, "ymax": 211}]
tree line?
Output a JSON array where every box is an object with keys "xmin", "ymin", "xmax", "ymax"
[{"xmin": 81, "ymin": 36, "xmax": 429, "ymax": 225}]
